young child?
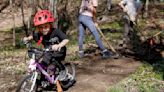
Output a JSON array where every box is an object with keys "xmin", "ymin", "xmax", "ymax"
[
  {"xmin": 23, "ymin": 10, "xmax": 69, "ymax": 80},
  {"xmin": 78, "ymin": 0, "xmax": 111, "ymax": 58}
]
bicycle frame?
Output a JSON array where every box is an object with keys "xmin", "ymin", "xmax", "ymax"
[
  {"xmin": 29, "ymin": 61, "xmax": 59, "ymax": 92},
  {"xmin": 28, "ymin": 53, "xmax": 59, "ymax": 92},
  {"xmin": 36, "ymin": 62, "xmax": 59, "ymax": 84}
]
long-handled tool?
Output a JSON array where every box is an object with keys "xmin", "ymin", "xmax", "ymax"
[
  {"xmin": 95, "ymin": 23, "xmax": 120, "ymax": 58},
  {"xmin": 153, "ymin": 31, "xmax": 163, "ymax": 37},
  {"xmin": 95, "ymin": 24, "xmax": 116, "ymax": 53}
]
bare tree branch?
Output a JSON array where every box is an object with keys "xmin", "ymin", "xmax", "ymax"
[{"xmin": 0, "ymin": 0, "xmax": 9, "ymax": 12}]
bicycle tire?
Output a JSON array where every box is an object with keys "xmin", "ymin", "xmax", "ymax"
[
  {"xmin": 16, "ymin": 73, "xmax": 37, "ymax": 92},
  {"xmin": 61, "ymin": 63, "xmax": 76, "ymax": 89}
]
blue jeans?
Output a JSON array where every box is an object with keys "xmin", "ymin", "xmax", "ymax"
[{"xmin": 78, "ymin": 15, "xmax": 106, "ymax": 51}]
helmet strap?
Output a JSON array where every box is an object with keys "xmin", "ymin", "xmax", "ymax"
[{"xmin": 37, "ymin": 36, "xmax": 43, "ymax": 46}]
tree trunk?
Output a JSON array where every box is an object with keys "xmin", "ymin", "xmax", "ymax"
[
  {"xmin": 49, "ymin": 0, "xmax": 58, "ymax": 28},
  {"xmin": 12, "ymin": 15, "xmax": 16, "ymax": 46},
  {"xmin": 21, "ymin": 0, "xmax": 28, "ymax": 36},
  {"xmin": 144, "ymin": 0, "xmax": 149, "ymax": 18},
  {"xmin": 28, "ymin": 0, "xmax": 35, "ymax": 33},
  {"xmin": 107, "ymin": 0, "xmax": 112, "ymax": 11},
  {"xmin": 10, "ymin": 0, "xmax": 16, "ymax": 46}
]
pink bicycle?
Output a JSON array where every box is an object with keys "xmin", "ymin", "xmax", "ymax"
[{"xmin": 16, "ymin": 41, "xmax": 76, "ymax": 92}]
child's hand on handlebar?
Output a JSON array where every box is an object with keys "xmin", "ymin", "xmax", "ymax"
[
  {"xmin": 52, "ymin": 44, "xmax": 62, "ymax": 51},
  {"xmin": 23, "ymin": 37, "xmax": 29, "ymax": 42},
  {"xmin": 23, "ymin": 35, "xmax": 33, "ymax": 43},
  {"xmin": 22, "ymin": 37, "xmax": 30, "ymax": 45}
]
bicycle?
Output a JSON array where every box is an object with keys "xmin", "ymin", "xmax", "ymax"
[{"xmin": 16, "ymin": 40, "xmax": 76, "ymax": 92}]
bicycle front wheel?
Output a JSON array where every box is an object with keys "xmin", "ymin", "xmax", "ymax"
[{"xmin": 16, "ymin": 72, "xmax": 38, "ymax": 92}]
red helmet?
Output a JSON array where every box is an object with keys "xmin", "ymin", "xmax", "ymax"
[{"xmin": 33, "ymin": 10, "xmax": 55, "ymax": 26}]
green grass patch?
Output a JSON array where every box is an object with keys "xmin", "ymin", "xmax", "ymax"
[
  {"xmin": 106, "ymin": 32, "xmax": 122, "ymax": 40},
  {"xmin": 138, "ymin": 19, "xmax": 147, "ymax": 27},
  {"xmin": 108, "ymin": 86, "xmax": 125, "ymax": 92},
  {"xmin": 66, "ymin": 54, "xmax": 80, "ymax": 61},
  {"xmin": 100, "ymin": 22, "xmax": 122, "ymax": 30},
  {"xmin": 108, "ymin": 63, "xmax": 164, "ymax": 92}
]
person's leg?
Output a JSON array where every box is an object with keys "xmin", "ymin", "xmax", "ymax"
[
  {"xmin": 78, "ymin": 15, "xmax": 86, "ymax": 58},
  {"xmin": 123, "ymin": 14, "xmax": 132, "ymax": 48},
  {"xmin": 78, "ymin": 23, "xmax": 85, "ymax": 51},
  {"xmin": 51, "ymin": 48, "xmax": 66, "ymax": 71},
  {"xmin": 81, "ymin": 15, "xmax": 106, "ymax": 51},
  {"xmin": 51, "ymin": 58, "xmax": 65, "ymax": 70},
  {"xmin": 81, "ymin": 15, "xmax": 111, "ymax": 58},
  {"xmin": 122, "ymin": 14, "xmax": 134, "ymax": 52},
  {"xmin": 51, "ymin": 58, "xmax": 67, "ymax": 80},
  {"xmin": 42, "ymin": 52, "xmax": 52, "ymax": 65},
  {"xmin": 123, "ymin": 15, "xmax": 131, "ymax": 45}
]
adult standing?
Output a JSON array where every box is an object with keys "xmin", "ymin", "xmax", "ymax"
[
  {"xmin": 78, "ymin": 0, "xmax": 112, "ymax": 58},
  {"xmin": 119, "ymin": 0, "xmax": 142, "ymax": 50}
]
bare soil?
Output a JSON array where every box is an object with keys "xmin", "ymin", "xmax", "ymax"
[
  {"xmin": 67, "ymin": 56, "xmax": 141, "ymax": 92},
  {"xmin": 0, "ymin": 54, "xmax": 142, "ymax": 92}
]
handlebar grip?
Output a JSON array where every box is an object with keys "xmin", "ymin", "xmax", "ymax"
[
  {"xmin": 44, "ymin": 46, "xmax": 54, "ymax": 52},
  {"xmin": 21, "ymin": 38, "xmax": 29, "ymax": 45}
]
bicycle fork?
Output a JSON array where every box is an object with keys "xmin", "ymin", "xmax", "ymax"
[{"xmin": 30, "ymin": 72, "xmax": 38, "ymax": 92}]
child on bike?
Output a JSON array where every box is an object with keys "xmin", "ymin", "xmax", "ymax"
[{"xmin": 23, "ymin": 10, "xmax": 69, "ymax": 80}]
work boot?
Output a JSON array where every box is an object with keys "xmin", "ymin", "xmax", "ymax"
[
  {"xmin": 102, "ymin": 49, "xmax": 111, "ymax": 58},
  {"xmin": 78, "ymin": 50, "xmax": 84, "ymax": 58}
]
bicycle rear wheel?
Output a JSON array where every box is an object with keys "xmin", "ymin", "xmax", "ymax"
[
  {"xmin": 61, "ymin": 63, "xmax": 76, "ymax": 89},
  {"xmin": 16, "ymin": 72, "xmax": 38, "ymax": 92}
]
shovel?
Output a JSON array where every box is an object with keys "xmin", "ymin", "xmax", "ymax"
[{"xmin": 95, "ymin": 23, "xmax": 120, "ymax": 58}]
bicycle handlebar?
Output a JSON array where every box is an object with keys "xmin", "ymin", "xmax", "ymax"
[{"xmin": 22, "ymin": 38, "xmax": 54, "ymax": 52}]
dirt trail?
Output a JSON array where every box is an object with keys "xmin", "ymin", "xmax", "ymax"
[
  {"xmin": 0, "ymin": 54, "xmax": 142, "ymax": 92},
  {"xmin": 67, "ymin": 57, "xmax": 141, "ymax": 92}
]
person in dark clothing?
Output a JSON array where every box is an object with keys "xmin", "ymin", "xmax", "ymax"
[{"xmin": 23, "ymin": 10, "xmax": 69, "ymax": 80}]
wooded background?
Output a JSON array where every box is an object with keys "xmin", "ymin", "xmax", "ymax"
[{"xmin": 0, "ymin": 0, "xmax": 163, "ymax": 46}]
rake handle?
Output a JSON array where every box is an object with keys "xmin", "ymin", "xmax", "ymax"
[{"xmin": 95, "ymin": 23, "xmax": 117, "ymax": 53}]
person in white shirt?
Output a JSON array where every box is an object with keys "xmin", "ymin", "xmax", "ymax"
[{"xmin": 119, "ymin": 0, "xmax": 142, "ymax": 50}]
